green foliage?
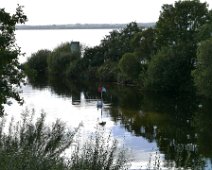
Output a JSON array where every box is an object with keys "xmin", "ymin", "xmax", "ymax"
[
  {"xmin": 97, "ymin": 61, "xmax": 118, "ymax": 82},
  {"xmin": 25, "ymin": 23, "xmax": 144, "ymax": 84},
  {"xmin": 48, "ymin": 52, "xmax": 71, "ymax": 77},
  {"xmin": 0, "ymin": 109, "xmax": 128, "ymax": 170},
  {"xmin": 0, "ymin": 109, "xmax": 77, "ymax": 170},
  {"xmin": 70, "ymin": 130, "xmax": 128, "ymax": 170},
  {"xmin": 132, "ymin": 28, "xmax": 156, "ymax": 62},
  {"xmin": 24, "ymin": 49, "xmax": 51, "ymax": 79},
  {"xmin": 48, "ymin": 43, "xmax": 73, "ymax": 77},
  {"xmin": 193, "ymin": 38, "xmax": 212, "ymax": 98},
  {"xmin": 66, "ymin": 59, "xmax": 84, "ymax": 80},
  {"xmin": 144, "ymin": 47, "xmax": 193, "ymax": 93},
  {"xmin": 23, "ymin": 1, "xmax": 212, "ymax": 93},
  {"xmin": 25, "ymin": 42, "xmax": 83, "ymax": 81},
  {"xmin": 118, "ymin": 53, "xmax": 141, "ymax": 84},
  {"xmin": 155, "ymin": 0, "xmax": 209, "ymax": 71},
  {"xmin": 156, "ymin": 0, "xmax": 209, "ymax": 49},
  {"xmin": 0, "ymin": 6, "xmax": 27, "ymax": 115},
  {"xmin": 101, "ymin": 22, "xmax": 142, "ymax": 62},
  {"xmin": 143, "ymin": 0, "xmax": 210, "ymax": 93},
  {"xmin": 196, "ymin": 22, "xmax": 212, "ymax": 42},
  {"xmin": 80, "ymin": 23, "xmax": 142, "ymax": 82},
  {"xmin": 82, "ymin": 46, "xmax": 104, "ymax": 67}
]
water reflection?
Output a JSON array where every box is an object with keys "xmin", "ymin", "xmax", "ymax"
[
  {"xmin": 28, "ymin": 77, "xmax": 212, "ymax": 169},
  {"xmin": 141, "ymin": 93, "xmax": 201, "ymax": 169}
]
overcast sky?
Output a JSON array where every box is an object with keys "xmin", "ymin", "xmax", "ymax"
[{"xmin": 1, "ymin": 0, "xmax": 212, "ymax": 25}]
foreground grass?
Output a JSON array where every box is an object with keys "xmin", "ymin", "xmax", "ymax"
[{"xmin": 0, "ymin": 109, "xmax": 128, "ymax": 170}]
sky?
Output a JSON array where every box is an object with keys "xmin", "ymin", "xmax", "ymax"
[{"xmin": 1, "ymin": 0, "xmax": 212, "ymax": 25}]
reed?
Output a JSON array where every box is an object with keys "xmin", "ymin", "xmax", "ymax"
[{"xmin": 0, "ymin": 109, "xmax": 128, "ymax": 170}]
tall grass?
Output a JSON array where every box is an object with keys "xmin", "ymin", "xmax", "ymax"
[
  {"xmin": 0, "ymin": 109, "xmax": 128, "ymax": 170},
  {"xmin": 70, "ymin": 130, "xmax": 129, "ymax": 170}
]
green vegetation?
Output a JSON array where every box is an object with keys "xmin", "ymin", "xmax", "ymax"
[
  {"xmin": 118, "ymin": 53, "xmax": 141, "ymax": 84},
  {"xmin": 24, "ymin": 0, "xmax": 212, "ymax": 99},
  {"xmin": 48, "ymin": 43, "xmax": 72, "ymax": 77},
  {"xmin": 3, "ymin": 1, "xmax": 212, "ymax": 169},
  {"xmin": 0, "ymin": 109, "xmax": 128, "ymax": 170},
  {"xmin": 24, "ymin": 49, "xmax": 51, "ymax": 79},
  {"xmin": 193, "ymin": 38, "xmax": 212, "ymax": 99},
  {"xmin": 0, "ymin": 6, "xmax": 27, "ymax": 115},
  {"xmin": 24, "ymin": 43, "xmax": 81, "ymax": 82},
  {"xmin": 145, "ymin": 46, "xmax": 194, "ymax": 93},
  {"xmin": 70, "ymin": 130, "xmax": 128, "ymax": 170}
]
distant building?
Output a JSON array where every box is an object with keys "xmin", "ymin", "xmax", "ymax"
[{"xmin": 70, "ymin": 41, "xmax": 80, "ymax": 54}]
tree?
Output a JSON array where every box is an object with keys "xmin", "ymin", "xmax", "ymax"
[
  {"xmin": 156, "ymin": 0, "xmax": 209, "ymax": 73},
  {"xmin": 131, "ymin": 27, "xmax": 156, "ymax": 62},
  {"xmin": 0, "ymin": 6, "xmax": 27, "ymax": 114},
  {"xmin": 193, "ymin": 38, "xmax": 212, "ymax": 98},
  {"xmin": 145, "ymin": 0, "xmax": 210, "ymax": 93},
  {"xmin": 82, "ymin": 46, "xmax": 104, "ymax": 67},
  {"xmin": 24, "ymin": 49, "xmax": 51, "ymax": 79},
  {"xmin": 47, "ymin": 43, "xmax": 72, "ymax": 77},
  {"xmin": 196, "ymin": 22, "xmax": 212, "ymax": 42},
  {"xmin": 118, "ymin": 53, "xmax": 141, "ymax": 84},
  {"xmin": 156, "ymin": 0, "xmax": 209, "ymax": 49},
  {"xmin": 100, "ymin": 22, "xmax": 142, "ymax": 62},
  {"xmin": 144, "ymin": 47, "xmax": 193, "ymax": 93},
  {"xmin": 97, "ymin": 61, "xmax": 118, "ymax": 82}
]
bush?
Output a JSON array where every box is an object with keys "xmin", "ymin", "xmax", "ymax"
[
  {"xmin": 0, "ymin": 109, "xmax": 128, "ymax": 170},
  {"xmin": 0, "ymin": 109, "xmax": 77, "ymax": 170},
  {"xmin": 70, "ymin": 130, "xmax": 128, "ymax": 170},
  {"xmin": 24, "ymin": 49, "xmax": 51, "ymax": 79},
  {"xmin": 47, "ymin": 43, "xmax": 81, "ymax": 78},
  {"xmin": 48, "ymin": 52, "xmax": 72, "ymax": 77}
]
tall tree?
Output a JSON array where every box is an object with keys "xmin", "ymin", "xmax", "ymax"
[
  {"xmin": 100, "ymin": 22, "xmax": 142, "ymax": 62},
  {"xmin": 156, "ymin": 0, "xmax": 209, "ymax": 70},
  {"xmin": 145, "ymin": 0, "xmax": 210, "ymax": 93},
  {"xmin": 0, "ymin": 6, "xmax": 27, "ymax": 114},
  {"xmin": 132, "ymin": 27, "xmax": 156, "ymax": 62},
  {"xmin": 156, "ymin": 0, "xmax": 209, "ymax": 49},
  {"xmin": 193, "ymin": 38, "xmax": 212, "ymax": 98}
]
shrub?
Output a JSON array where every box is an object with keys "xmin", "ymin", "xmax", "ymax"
[
  {"xmin": 70, "ymin": 130, "xmax": 129, "ymax": 170},
  {"xmin": 48, "ymin": 52, "xmax": 72, "ymax": 77},
  {"xmin": 47, "ymin": 43, "xmax": 81, "ymax": 78},
  {"xmin": 0, "ymin": 109, "xmax": 77, "ymax": 170},
  {"xmin": 24, "ymin": 49, "xmax": 51, "ymax": 79},
  {"xmin": 0, "ymin": 109, "xmax": 128, "ymax": 170}
]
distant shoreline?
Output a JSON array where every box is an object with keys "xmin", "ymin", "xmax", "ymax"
[{"xmin": 16, "ymin": 23, "xmax": 155, "ymax": 30}]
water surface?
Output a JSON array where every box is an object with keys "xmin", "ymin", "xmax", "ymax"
[{"xmin": 5, "ymin": 79, "xmax": 212, "ymax": 169}]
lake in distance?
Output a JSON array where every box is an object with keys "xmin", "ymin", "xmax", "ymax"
[{"xmin": 4, "ymin": 29, "xmax": 212, "ymax": 169}]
